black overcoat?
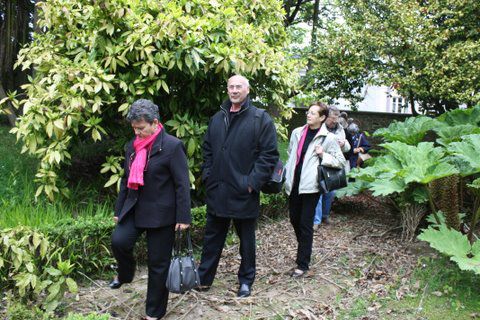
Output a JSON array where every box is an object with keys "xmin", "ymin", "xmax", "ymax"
[
  {"xmin": 202, "ymin": 97, "xmax": 279, "ymax": 219},
  {"xmin": 114, "ymin": 130, "xmax": 191, "ymax": 228}
]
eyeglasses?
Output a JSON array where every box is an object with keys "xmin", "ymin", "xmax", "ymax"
[
  {"xmin": 305, "ymin": 111, "xmax": 318, "ymax": 116},
  {"xmin": 227, "ymin": 84, "xmax": 244, "ymax": 91},
  {"xmin": 129, "ymin": 149, "xmax": 152, "ymax": 172}
]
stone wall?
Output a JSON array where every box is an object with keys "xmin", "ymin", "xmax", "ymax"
[{"xmin": 288, "ymin": 108, "xmax": 412, "ymax": 146}]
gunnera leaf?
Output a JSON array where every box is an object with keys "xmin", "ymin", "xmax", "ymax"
[
  {"xmin": 418, "ymin": 223, "xmax": 470, "ymax": 257},
  {"xmin": 374, "ymin": 116, "xmax": 436, "ymax": 145},
  {"xmin": 449, "ymin": 134, "xmax": 480, "ymax": 176}
]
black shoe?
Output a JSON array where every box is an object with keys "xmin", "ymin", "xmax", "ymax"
[
  {"xmin": 109, "ymin": 278, "xmax": 122, "ymax": 289},
  {"xmin": 322, "ymin": 217, "xmax": 330, "ymax": 225},
  {"xmin": 237, "ymin": 284, "xmax": 251, "ymax": 298}
]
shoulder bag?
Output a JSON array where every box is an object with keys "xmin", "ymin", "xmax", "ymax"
[
  {"xmin": 317, "ymin": 137, "xmax": 347, "ymax": 194},
  {"xmin": 166, "ymin": 229, "xmax": 200, "ymax": 294}
]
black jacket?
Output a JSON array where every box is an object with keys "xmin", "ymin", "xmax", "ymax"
[
  {"xmin": 114, "ymin": 130, "xmax": 191, "ymax": 228},
  {"xmin": 202, "ymin": 96, "xmax": 279, "ymax": 219}
]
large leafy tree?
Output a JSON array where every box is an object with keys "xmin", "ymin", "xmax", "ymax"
[
  {"xmin": 305, "ymin": 0, "xmax": 480, "ymax": 113},
  {"xmin": 4, "ymin": 0, "xmax": 300, "ymax": 199}
]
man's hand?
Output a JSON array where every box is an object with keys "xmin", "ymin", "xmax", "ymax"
[
  {"xmin": 113, "ymin": 216, "xmax": 119, "ymax": 224},
  {"xmin": 175, "ymin": 223, "xmax": 190, "ymax": 231},
  {"xmin": 338, "ymin": 139, "xmax": 346, "ymax": 147},
  {"xmin": 248, "ymin": 186, "xmax": 253, "ymax": 193}
]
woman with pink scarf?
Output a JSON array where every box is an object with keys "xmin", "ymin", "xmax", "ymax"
[
  {"xmin": 110, "ymin": 99, "xmax": 191, "ymax": 320},
  {"xmin": 283, "ymin": 102, "xmax": 346, "ymax": 278}
]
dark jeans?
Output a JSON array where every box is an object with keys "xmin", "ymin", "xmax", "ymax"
[
  {"xmin": 111, "ymin": 213, "xmax": 175, "ymax": 319},
  {"xmin": 289, "ymin": 191, "xmax": 321, "ymax": 271},
  {"xmin": 198, "ymin": 213, "xmax": 256, "ymax": 287}
]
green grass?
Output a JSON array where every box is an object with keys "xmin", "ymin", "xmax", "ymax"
[
  {"xmin": 0, "ymin": 125, "xmax": 113, "ymax": 229},
  {"xmin": 376, "ymin": 256, "xmax": 480, "ymax": 319}
]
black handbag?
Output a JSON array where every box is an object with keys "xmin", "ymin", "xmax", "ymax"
[
  {"xmin": 261, "ymin": 159, "xmax": 285, "ymax": 194},
  {"xmin": 166, "ymin": 229, "xmax": 200, "ymax": 294},
  {"xmin": 317, "ymin": 164, "xmax": 347, "ymax": 194}
]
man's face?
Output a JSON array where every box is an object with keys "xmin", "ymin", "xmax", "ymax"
[
  {"xmin": 325, "ymin": 113, "xmax": 339, "ymax": 129},
  {"xmin": 227, "ymin": 76, "xmax": 250, "ymax": 105}
]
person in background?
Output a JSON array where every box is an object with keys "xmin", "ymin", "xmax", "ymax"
[
  {"xmin": 197, "ymin": 75, "xmax": 279, "ymax": 298},
  {"xmin": 284, "ymin": 102, "xmax": 346, "ymax": 277},
  {"xmin": 347, "ymin": 122, "xmax": 371, "ymax": 169},
  {"xmin": 110, "ymin": 99, "xmax": 191, "ymax": 320},
  {"xmin": 314, "ymin": 106, "xmax": 350, "ymax": 228}
]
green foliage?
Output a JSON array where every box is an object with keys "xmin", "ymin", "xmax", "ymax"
[
  {"xmin": 165, "ymin": 114, "xmax": 208, "ymax": 188},
  {"xmin": 5, "ymin": 299, "xmax": 51, "ymax": 320},
  {"xmin": 0, "ymin": 227, "xmax": 78, "ymax": 312},
  {"xmin": 40, "ymin": 215, "xmax": 116, "ymax": 277},
  {"xmin": 260, "ymin": 193, "xmax": 288, "ymax": 218},
  {"xmin": 349, "ymin": 142, "xmax": 457, "ymax": 198},
  {"xmin": 191, "ymin": 205, "xmax": 207, "ymax": 228},
  {"xmin": 448, "ymin": 134, "xmax": 480, "ymax": 177},
  {"xmin": 63, "ymin": 313, "xmax": 111, "ymax": 320},
  {"xmin": 418, "ymin": 218, "xmax": 480, "ymax": 274},
  {"xmin": 373, "ymin": 116, "xmax": 436, "ymax": 145},
  {"xmin": 7, "ymin": 0, "xmax": 299, "ymax": 199}
]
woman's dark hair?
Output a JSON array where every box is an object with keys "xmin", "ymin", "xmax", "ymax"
[
  {"xmin": 309, "ymin": 101, "xmax": 329, "ymax": 118},
  {"xmin": 126, "ymin": 99, "xmax": 160, "ymax": 124}
]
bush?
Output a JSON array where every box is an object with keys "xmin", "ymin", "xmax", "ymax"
[
  {"xmin": 5, "ymin": 299, "xmax": 49, "ymax": 320},
  {"xmin": 260, "ymin": 193, "xmax": 288, "ymax": 219},
  {"xmin": 0, "ymin": 227, "xmax": 78, "ymax": 313},
  {"xmin": 40, "ymin": 215, "xmax": 116, "ymax": 277}
]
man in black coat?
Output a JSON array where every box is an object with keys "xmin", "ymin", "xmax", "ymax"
[{"xmin": 198, "ymin": 75, "xmax": 279, "ymax": 297}]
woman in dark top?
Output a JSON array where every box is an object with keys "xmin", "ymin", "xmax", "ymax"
[
  {"xmin": 347, "ymin": 122, "xmax": 371, "ymax": 169},
  {"xmin": 110, "ymin": 99, "xmax": 191, "ymax": 320}
]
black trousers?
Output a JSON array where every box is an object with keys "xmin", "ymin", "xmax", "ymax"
[
  {"xmin": 198, "ymin": 213, "xmax": 256, "ymax": 287},
  {"xmin": 111, "ymin": 213, "xmax": 175, "ymax": 319},
  {"xmin": 289, "ymin": 190, "xmax": 321, "ymax": 271}
]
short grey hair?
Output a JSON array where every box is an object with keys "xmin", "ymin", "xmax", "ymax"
[
  {"xmin": 347, "ymin": 122, "xmax": 360, "ymax": 134},
  {"xmin": 126, "ymin": 99, "xmax": 160, "ymax": 124},
  {"xmin": 327, "ymin": 105, "xmax": 340, "ymax": 116}
]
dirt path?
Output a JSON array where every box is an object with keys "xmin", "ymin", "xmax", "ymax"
[{"xmin": 70, "ymin": 196, "xmax": 423, "ymax": 319}]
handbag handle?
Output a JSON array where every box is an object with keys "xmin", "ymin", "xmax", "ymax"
[
  {"xmin": 173, "ymin": 228, "xmax": 193, "ymax": 256},
  {"xmin": 356, "ymin": 133, "xmax": 363, "ymax": 149}
]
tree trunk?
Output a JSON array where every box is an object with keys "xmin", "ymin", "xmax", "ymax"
[
  {"xmin": 306, "ymin": 0, "xmax": 320, "ymax": 70},
  {"xmin": 409, "ymin": 95, "xmax": 419, "ymax": 116},
  {"xmin": 310, "ymin": 0, "xmax": 320, "ymax": 49}
]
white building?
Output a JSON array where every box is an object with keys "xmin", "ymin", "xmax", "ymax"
[{"xmin": 334, "ymin": 85, "xmax": 415, "ymax": 114}]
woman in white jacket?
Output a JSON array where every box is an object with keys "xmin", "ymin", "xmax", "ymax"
[{"xmin": 284, "ymin": 102, "xmax": 346, "ymax": 277}]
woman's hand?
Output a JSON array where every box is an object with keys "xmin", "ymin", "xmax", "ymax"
[
  {"xmin": 315, "ymin": 145, "xmax": 324, "ymax": 157},
  {"xmin": 175, "ymin": 223, "xmax": 190, "ymax": 231}
]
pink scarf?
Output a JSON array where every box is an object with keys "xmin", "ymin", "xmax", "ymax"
[
  {"xmin": 295, "ymin": 125, "xmax": 309, "ymax": 166},
  {"xmin": 127, "ymin": 124, "xmax": 163, "ymax": 190}
]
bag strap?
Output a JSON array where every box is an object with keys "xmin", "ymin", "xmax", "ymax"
[
  {"xmin": 356, "ymin": 133, "xmax": 363, "ymax": 149},
  {"xmin": 317, "ymin": 136, "xmax": 326, "ymax": 160},
  {"xmin": 173, "ymin": 229, "xmax": 193, "ymax": 256},
  {"xmin": 253, "ymin": 108, "xmax": 265, "ymax": 151}
]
